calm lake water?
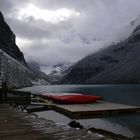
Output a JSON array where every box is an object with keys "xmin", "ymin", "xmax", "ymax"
[{"xmin": 20, "ymin": 85, "xmax": 140, "ymax": 138}]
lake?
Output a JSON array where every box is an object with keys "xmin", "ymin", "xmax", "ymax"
[{"xmin": 20, "ymin": 84, "xmax": 140, "ymax": 138}]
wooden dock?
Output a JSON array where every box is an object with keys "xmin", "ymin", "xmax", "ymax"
[
  {"xmin": 26, "ymin": 98, "xmax": 140, "ymax": 119},
  {"xmin": 1, "ymin": 90, "xmax": 140, "ymax": 139},
  {"xmin": 52, "ymin": 101, "xmax": 140, "ymax": 119},
  {"xmin": 0, "ymin": 104, "xmax": 102, "ymax": 140},
  {"xmin": 1, "ymin": 89, "xmax": 140, "ymax": 119}
]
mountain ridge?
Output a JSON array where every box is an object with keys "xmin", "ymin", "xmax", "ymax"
[
  {"xmin": 62, "ymin": 21, "xmax": 140, "ymax": 84},
  {"xmin": 0, "ymin": 11, "xmax": 27, "ymax": 65}
]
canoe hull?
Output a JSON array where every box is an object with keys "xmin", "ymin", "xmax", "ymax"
[{"xmin": 41, "ymin": 94, "xmax": 102, "ymax": 104}]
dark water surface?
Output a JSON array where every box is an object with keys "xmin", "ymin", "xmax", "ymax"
[{"xmin": 20, "ymin": 85, "xmax": 140, "ymax": 138}]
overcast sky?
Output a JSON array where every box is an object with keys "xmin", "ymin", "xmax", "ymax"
[{"xmin": 0, "ymin": 0, "xmax": 140, "ymax": 65}]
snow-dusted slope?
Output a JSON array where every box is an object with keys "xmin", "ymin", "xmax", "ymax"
[
  {"xmin": 40, "ymin": 63, "xmax": 73, "ymax": 84},
  {"xmin": 40, "ymin": 63, "xmax": 72, "ymax": 75},
  {"xmin": 63, "ymin": 19, "xmax": 140, "ymax": 84},
  {"xmin": 40, "ymin": 63, "xmax": 72, "ymax": 76}
]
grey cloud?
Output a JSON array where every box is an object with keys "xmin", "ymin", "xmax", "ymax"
[
  {"xmin": 0, "ymin": 0, "xmax": 14, "ymax": 14},
  {"xmin": 1, "ymin": 0, "xmax": 140, "ymax": 65},
  {"xmin": 22, "ymin": 37, "xmax": 105, "ymax": 65},
  {"xmin": 32, "ymin": 0, "xmax": 93, "ymax": 11},
  {"xmin": 0, "ymin": 0, "xmax": 29, "ymax": 14},
  {"xmin": 5, "ymin": 16, "xmax": 73, "ymax": 40}
]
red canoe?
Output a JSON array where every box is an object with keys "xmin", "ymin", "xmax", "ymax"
[{"xmin": 41, "ymin": 93, "xmax": 102, "ymax": 104}]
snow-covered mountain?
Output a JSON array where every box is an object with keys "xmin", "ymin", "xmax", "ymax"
[
  {"xmin": 62, "ymin": 16, "xmax": 140, "ymax": 84},
  {"xmin": 40, "ymin": 63, "xmax": 72, "ymax": 75},
  {"xmin": 40, "ymin": 63, "xmax": 73, "ymax": 84}
]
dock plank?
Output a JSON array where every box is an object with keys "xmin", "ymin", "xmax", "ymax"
[
  {"xmin": 29, "ymin": 100, "xmax": 140, "ymax": 119},
  {"xmin": 51, "ymin": 101, "xmax": 140, "ymax": 119},
  {"xmin": 55, "ymin": 101, "xmax": 140, "ymax": 112},
  {"xmin": 0, "ymin": 104, "xmax": 100, "ymax": 140}
]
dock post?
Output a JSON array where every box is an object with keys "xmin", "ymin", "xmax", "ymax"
[
  {"xmin": 2, "ymin": 82, "xmax": 8, "ymax": 103},
  {"xmin": 0, "ymin": 88, "xmax": 3, "ymax": 103}
]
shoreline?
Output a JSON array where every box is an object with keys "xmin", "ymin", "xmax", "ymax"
[
  {"xmin": 67, "ymin": 119, "xmax": 135, "ymax": 140},
  {"xmin": 2, "ymin": 85, "xmax": 140, "ymax": 139},
  {"xmin": 89, "ymin": 127, "xmax": 136, "ymax": 140},
  {"xmin": 0, "ymin": 103, "xmax": 139, "ymax": 139},
  {"xmin": 27, "ymin": 110, "xmax": 138, "ymax": 140}
]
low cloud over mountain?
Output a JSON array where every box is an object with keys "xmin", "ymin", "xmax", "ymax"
[{"xmin": 1, "ymin": 0, "xmax": 140, "ymax": 65}]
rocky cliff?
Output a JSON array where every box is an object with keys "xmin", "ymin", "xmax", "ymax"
[
  {"xmin": 63, "ymin": 24, "xmax": 140, "ymax": 84},
  {"xmin": 0, "ymin": 11, "xmax": 49, "ymax": 88},
  {"xmin": 0, "ymin": 11, "xmax": 26, "ymax": 65}
]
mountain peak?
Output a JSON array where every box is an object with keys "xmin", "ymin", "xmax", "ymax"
[{"xmin": 62, "ymin": 23, "xmax": 140, "ymax": 84}]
